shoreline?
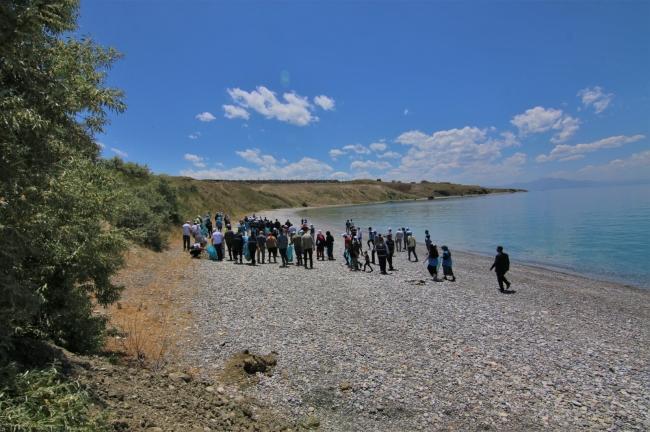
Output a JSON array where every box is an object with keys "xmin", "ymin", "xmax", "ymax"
[
  {"xmin": 263, "ymin": 204, "xmax": 647, "ymax": 292},
  {"xmin": 184, "ymin": 207, "xmax": 650, "ymax": 431}
]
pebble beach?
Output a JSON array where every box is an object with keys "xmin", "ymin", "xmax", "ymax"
[{"xmin": 183, "ymin": 209, "xmax": 650, "ymax": 431}]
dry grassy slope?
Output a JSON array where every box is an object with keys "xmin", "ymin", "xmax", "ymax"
[{"xmin": 167, "ymin": 176, "xmax": 521, "ymax": 219}]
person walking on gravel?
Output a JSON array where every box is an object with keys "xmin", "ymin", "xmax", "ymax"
[
  {"xmin": 182, "ymin": 220, "xmax": 192, "ymax": 251},
  {"xmin": 427, "ymin": 244, "xmax": 440, "ymax": 282},
  {"xmin": 266, "ymin": 231, "xmax": 278, "ymax": 264},
  {"xmin": 386, "ymin": 232, "xmax": 396, "ymax": 271},
  {"xmin": 375, "ymin": 234, "xmax": 389, "ymax": 275},
  {"xmin": 247, "ymin": 234, "xmax": 258, "ymax": 266},
  {"xmin": 224, "ymin": 225, "xmax": 234, "ymax": 261},
  {"xmin": 232, "ymin": 231, "xmax": 244, "ymax": 264},
  {"xmin": 256, "ymin": 231, "xmax": 267, "ymax": 264},
  {"xmin": 395, "ymin": 228, "xmax": 404, "ymax": 252},
  {"xmin": 490, "ymin": 246, "xmax": 511, "ymax": 292}
]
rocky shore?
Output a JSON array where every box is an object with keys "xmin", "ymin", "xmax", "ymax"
[{"xmin": 183, "ymin": 209, "xmax": 649, "ymax": 431}]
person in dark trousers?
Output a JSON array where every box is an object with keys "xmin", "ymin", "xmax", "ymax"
[
  {"xmin": 256, "ymin": 231, "xmax": 267, "ymax": 264},
  {"xmin": 407, "ymin": 234, "xmax": 418, "ymax": 262},
  {"xmin": 424, "ymin": 230, "xmax": 431, "ymax": 250},
  {"xmin": 325, "ymin": 231, "xmax": 335, "ymax": 260},
  {"xmin": 363, "ymin": 251, "xmax": 373, "ymax": 272},
  {"xmin": 490, "ymin": 246, "xmax": 511, "ymax": 292},
  {"xmin": 441, "ymin": 246, "xmax": 455, "ymax": 281},
  {"xmin": 247, "ymin": 235, "xmax": 258, "ymax": 266},
  {"xmin": 292, "ymin": 232, "xmax": 303, "ymax": 266},
  {"xmin": 182, "ymin": 221, "xmax": 192, "ymax": 251},
  {"xmin": 278, "ymin": 229, "xmax": 289, "ymax": 267},
  {"xmin": 367, "ymin": 227, "xmax": 375, "ymax": 251},
  {"xmin": 232, "ymin": 232, "xmax": 243, "ymax": 264},
  {"xmin": 385, "ymin": 233, "xmax": 396, "ymax": 271},
  {"xmin": 301, "ymin": 229, "xmax": 314, "ymax": 269},
  {"xmin": 427, "ymin": 244, "xmax": 440, "ymax": 281},
  {"xmin": 224, "ymin": 225, "xmax": 234, "ymax": 260},
  {"xmin": 375, "ymin": 235, "xmax": 389, "ymax": 274},
  {"xmin": 316, "ymin": 230, "xmax": 326, "ymax": 261}
]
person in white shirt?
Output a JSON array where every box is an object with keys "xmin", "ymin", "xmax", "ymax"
[
  {"xmin": 182, "ymin": 221, "xmax": 192, "ymax": 251},
  {"xmin": 212, "ymin": 230, "xmax": 224, "ymax": 261}
]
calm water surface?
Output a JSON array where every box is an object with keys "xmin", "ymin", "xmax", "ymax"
[{"xmin": 298, "ymin": 184, "xmax": 650, "ymax": 288}]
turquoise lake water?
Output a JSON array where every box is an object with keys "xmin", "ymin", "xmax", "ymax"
[{"xmin": 297, "ymin": 184, "xmax": 650, "ymax": 288}]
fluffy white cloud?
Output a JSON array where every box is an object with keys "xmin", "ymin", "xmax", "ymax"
[
  {"xmin": 369, "ymin": 141, "xmax": 387, "ymax": 152},
  {"xmin": 350, "ymin": 160, "xmax": 392, "ymax": 170},
  {"xmin": 342, "ymin": 144, "xmax": 370, "ymax": 155},
  {"xmin": 330, "ymin": 171, "xmax": 351, "ymax": 180},
  {"xmin": 184, "ymin": 153, "xmax": 207, "ymax": 168},
  {"xmin": 378, "ymin": 151, "xmax": 401, "ymax": 159},
  {"xmin": 110, "ymin": 147, "xmax": 128, "ymax": 158},
  {"xmin": 511, "ymin": 106, "xmax": 579, "ymax": 143},
  {"xmin": 195, "ymin": 111, "xmax": 216, "ymax": 122},
  {"xmin": 313, "ymin": 95, "xmax": 335, "ymax": 111},
  {"xmin": 223, "ymin": 104, "xmax": 250, "ymax": 120},
  {"xmin": 579, "ymin": 150, "xmax": 650, "ymax": 178},
  {"xmin": 536, "ymin": 134, "xmax": 645, "ymax": 162},
  {"xmin": 329, "ymin": 149, "xmax": 346, "ymax": 159},
  {"xmin": 188, "ymin": 132, "xmax": 201, "ymax": 140},
  {"xmin": 578, "ymin": 86, "xmax": 614, "ymax": 114},
  {"xmin": 390, "ymin": 126, "xmax": 521, "ymax": 182},
  {"xmin": 236, "ymin": 148, "xmax": 277, "ymax": 166},
  {"xmin": 96, "ymin": 141, "xmax": 105, "ymax": 149},
  {"xmin": 180, "ymin": 156, "xmax": 334, "ymax": 180},
  {"xmin": 227, "ymin": 86, "xmax": 316, "ymax": 126}
]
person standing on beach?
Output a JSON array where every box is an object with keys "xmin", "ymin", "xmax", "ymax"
[
  {"xmin": 182, "ymin": 221, "xmax": 192, "ymax": 251},
  {"xmin": 232, "ymin": 231, "xmax": 243, "ymax": 264},
  {"xmin": 441, "ymin": 246, "xmax": 455, "ymax": 281},
  {"xmin": 490, "ymin": 246, "xmax": 511, "ymax": 292},
  {"xmin": 211, "ymin": 229, "xmax": 224, "ymax": 261},
  {"xmin": 363, "ymin": 251, "xmax": 373, "ymax": 272},
  {"xmin": 301, "ymin": 228, "xmax": 314, "ymax": 269},
  {"xmin": 407, "ymin": 234, "xmax": 418, "ymax": 262},
  {"xmin": 375, "ymin": 234, "xmax": 389, "ymax": 275},
  {"xmin": 424, "ymin": 230, "xmax": 432, "ymax": 250},
  {"xmin": 247, "ymin": 234, "xmax": 258, "ymax": 266},
  {"xmin": 386, "ymin": 233, "xmax": 396, "ymax": 271},
  {"xmin": 256, "ymin": 231, "xmax": 267, "ymax": 264},
  {"xmin": 224, "ymin": 225, "xmax": 234, "ymax": 261},
  {"xmin": 278, "ymin": 229, "xmax": 289, "ymax": 267},
  {"xmin": 316, "ymin": 230, "xmax": 326, "ymax": 261},
  {"xmin": 395, "ymin": 228, "xmax": 404, "ymax": 252},
  {"xmin": 266, "ymin": 231, "xmax": 278, "ymax": 264},
  {"xmin": 427, "ymin": 244, "xmax": 440, "ymax": 281},
  {"xmin": 292, "ymin": 232, "xmax": 303, "ymax": 267},
  {"xmin": 325, "ymin": 231, "xmax": 335, "ymax": 260},
  {"xmin": 367, "ymin": 227, "xmax": 375, "ymax": 251}
]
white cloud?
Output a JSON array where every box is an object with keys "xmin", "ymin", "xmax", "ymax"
[
  {"xmin": 235, "ymin": 148, "xmax": 277, "ymax": 166},
  {"xmin": 188, "ymin": 132, "xmax": 201, "ymax": 140},
  {"xmin": 404, "ymin": 108, "xmax": 409, "ymax": 116},
  {"xmin": 511, "ymin": 106, "xmax": 579, "ymax": 143},
  {"xmin": 313, "ymin": 95, "xmax": 335, "ymax": 111},
  {"xmin": 195, "ymin": 112, "xmax": 216, "ymax": 122},
  {"xmin": 369, "ymin": 141, "xmax": 388, "ymax": 152},
  {"xmin": 329, "ymin": 149, "xmax": 346, "ymax": 159},
  {"xmin": 110, "ymin": 147, "xmax": 128, "ymax": 158},
  {"xmin": 184, "ymin": 153, "xmax": 207, "ymax": 168},
  {"xmin": 578, "ymin": 86, "xmax": 614, "ymax": 114},
  {"xmin": 350, "ymin": 160, "xmax": 392, "ymax": 170},
  {"xmin": 390, "ymin": 126, "xmax": 521, "ymax": 182},
  {"xmin": 378, "ymin": 151, "xmax": 401, "ymax": 159},
  {"xmin": 227, "ymin": 86, "xmax": 317, "ymax": 126},
  {"xmin": 342, "ymin": 144, "xmax": 370, "ymax": 154},
  {"xmin": 330, "ymin": 171, "xmax": 351, "ymax": 180},
  {"xmin": 223, "ymin": 104, "xmax": 250, "ymax": 120},
  {"xmin": 536, "ymin": 134, "xmax": 645, "ymax": 162},
  {"xmin": 180, "ymin": 156, "xmax": 334, "ymax": 180},
  {"xmin": 96, "ymin": 141, "xmax": 105, "ymax": 149},
  {"xmin": 577, "ymin": 150, "xmax": 650, "ymax": 179}
]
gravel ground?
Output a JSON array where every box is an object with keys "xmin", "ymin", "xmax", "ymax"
[{"xmin": 184, "ymin": 210, "xmax": 650, "ymax": 431}]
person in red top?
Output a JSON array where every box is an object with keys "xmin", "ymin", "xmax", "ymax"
[{"xmin": 315, "ymin": 230, "xmax": 326, "ymax": 261}]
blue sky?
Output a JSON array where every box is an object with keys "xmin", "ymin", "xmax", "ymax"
[{"xmin": 80, "ymin": 1, "xmax": 650, "ymax": 184}]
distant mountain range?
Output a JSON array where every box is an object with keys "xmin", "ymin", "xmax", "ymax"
[{"xmin": 501, "ymin": 177, "xmax": 650, "ymax": 191}]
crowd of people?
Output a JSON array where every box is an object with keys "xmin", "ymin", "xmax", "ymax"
[{"xmin": 182, "ymin": 213, "xmax": 512, "ymax": 292}]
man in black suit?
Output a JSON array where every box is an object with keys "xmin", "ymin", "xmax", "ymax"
[{"xmin": 490, "ymin": 246, "xmax": 511, "ymax": 292}]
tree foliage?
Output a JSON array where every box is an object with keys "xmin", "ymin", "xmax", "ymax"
[{"xmin": 0, "ymin": 0, "xmax": 129, "ymax": 359}]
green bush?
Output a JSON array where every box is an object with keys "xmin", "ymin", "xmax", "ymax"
[{"xmin": 0, "ymin": 366, "xmax": 110, "ymax": 431}]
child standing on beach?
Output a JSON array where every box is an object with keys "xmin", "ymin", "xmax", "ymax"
[{"xmin": 363, "ymin": 251, "xmax": 373, "ymax": 272}]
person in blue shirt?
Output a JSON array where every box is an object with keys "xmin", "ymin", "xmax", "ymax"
[
  {"xmin": 427, "ymin": 244, "xmax": 440, "ymax": 282},
  {"xmin": 441, "ymin": 245, "xmax": 456, "ymax": 282}
]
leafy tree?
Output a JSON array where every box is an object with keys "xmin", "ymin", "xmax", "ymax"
[{"xmin": 0, "ymin": 0, "xmax": 127, "ymax": 359}]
